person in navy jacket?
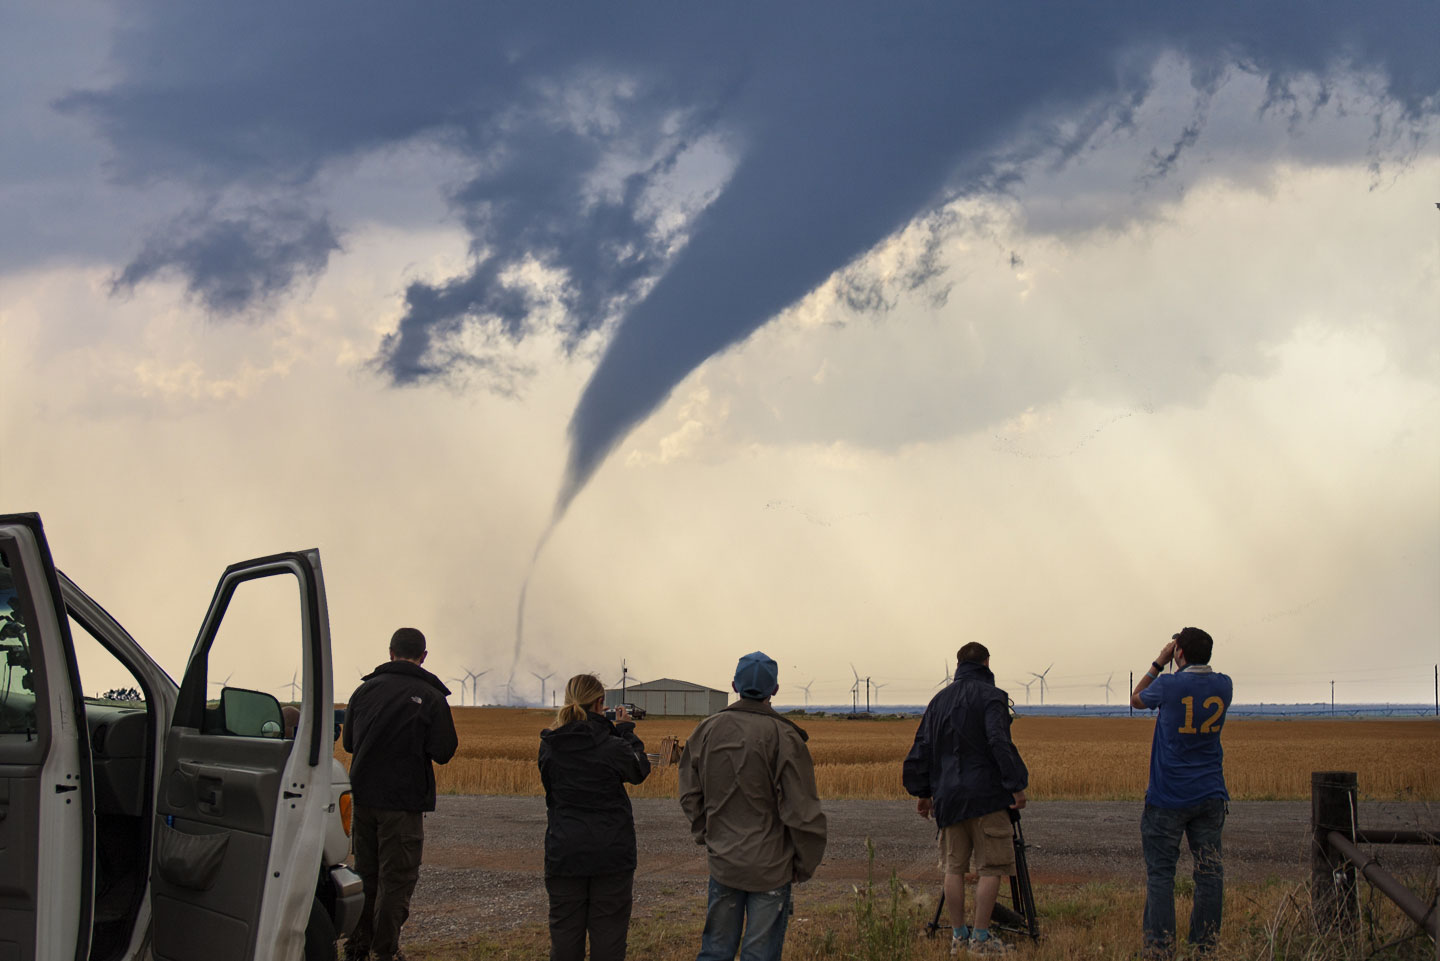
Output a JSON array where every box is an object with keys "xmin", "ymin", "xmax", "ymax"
[
  {"xmin": 1130, "ymin": 627, "xmax": 1233, "ymax": 958},
  {"xmin": 904, "ymin": 642, "xmax": 1029, "ymax": 955}
]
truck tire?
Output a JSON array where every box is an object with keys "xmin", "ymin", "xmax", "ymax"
[{"xmin": 305, "ymin": 895, "xmax": 338, "ymax": 961}]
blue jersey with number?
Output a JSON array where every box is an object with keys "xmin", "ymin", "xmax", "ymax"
[{"xmin": 1139, "ymin": 666, "xmax": 1232, "ymax": 808}]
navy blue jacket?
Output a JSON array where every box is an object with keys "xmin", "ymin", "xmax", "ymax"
[
  {"xmin": 538, "ymin": 712, "xmax": 651, "ymax": 877},
  {"xmin": 902, "ymin": 661, "xmax": 1028, "ymax": 827}
]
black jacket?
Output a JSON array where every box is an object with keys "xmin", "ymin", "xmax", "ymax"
[
  {"xmin": 343, "ymin": 660, "xmax": 458, "ymax": 812},
  {"xmin": 538, "ymin": 712, "xmax": 651, "ymax": 877},
  {"xmin": 902, "ymin": 661, "xmax": 1028, "ymax": 827}
]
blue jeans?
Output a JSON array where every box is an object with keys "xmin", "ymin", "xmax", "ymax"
[
  {"xmin": 1141, "ymin": 798, "xmax": 1226, "ymax": 956},
  {"xmin": 696, "ymin": 878, "xmax": 793, "ymax": 961}
]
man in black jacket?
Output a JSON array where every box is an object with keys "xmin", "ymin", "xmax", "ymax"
[
  {"xmin": 903, "ymin": 642, "xmax": 1028, "ymax": 956},
  {"xmin": 342, "ymin": 628, "xmax": 459, "ymax": 961}
]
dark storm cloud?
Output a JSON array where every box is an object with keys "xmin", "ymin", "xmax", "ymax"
[
  {"xmin": 111, "ymin": 203, "xmax": 340, "ymax": 315},
  {"xmin": 58, "ymin": 1, "xmax": 1440, "ymax": 514}
]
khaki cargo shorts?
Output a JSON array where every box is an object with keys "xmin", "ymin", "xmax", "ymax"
[{"xmin": 939, "ymin": 808, "xmax": 1015, "ymax": 877}]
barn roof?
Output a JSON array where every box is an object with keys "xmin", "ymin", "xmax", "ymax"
[{"xmin": 611, "ymin": 677, "xmax": 726, "ymax": 694}]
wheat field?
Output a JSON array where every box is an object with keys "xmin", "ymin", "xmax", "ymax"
[{"xmin": 335, "ymin": 708, "xmax": 1439, "ymax": 801}]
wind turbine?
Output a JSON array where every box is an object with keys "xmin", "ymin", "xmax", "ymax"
[
  {"xmin": 870, "ymin": 680, "xmax": 887, "ymax": 709},
  {"xmin": 849, "ymin": 664, "xmax": 862, "ymax": 713},
  {"xmin": 615, "ymin": 658, "xmax": 642, "ymax": 702},
  {"xmin": 450, "ymin": 677, "xmax": 468, "ymax": 706},
  {"xmin": 798, "ymin": 679, "xmax": 814, "ymax": 708},
  {"xmin": 463, "ymin": 668, "xmax": 488, "ymax": 707},
  {"xmin": 612, "ymin": 666, "xmax": 643, "ymax": 690},
  {"xmin": 532, "ymin": 671, "xmax": 554, "ymax": 706},
  {"xmin": 1018, "ymin": 677, "xmax": 1036, "ymax": 705},
  {"xmin": 208, "ymin": 671, "xmax": 234, "ymax": 691},
  {"xmin": 1102, "ymin": 672, "xmax": 1115, "ymax": 706},
  {"xmin": 1030, "ymin": 664, "xmax": 1053, "ymax": 706},
  {"xmin": 937, "ymin": 663, "xmax": 954, "ymax": 688}
]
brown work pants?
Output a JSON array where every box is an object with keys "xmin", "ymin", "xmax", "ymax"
[{"xmin": 348, "ymin": 805, "xmax": 425, "ymax": 960}]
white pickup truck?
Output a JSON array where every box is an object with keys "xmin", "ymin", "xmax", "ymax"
[{"xmin": 0, "ymin": 512, "xmax": 361, "ymax": 961}]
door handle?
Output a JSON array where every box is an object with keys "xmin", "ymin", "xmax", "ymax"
[{"xmin": 54, "ymin": 784, "xmax": 79, "ymax": 794}]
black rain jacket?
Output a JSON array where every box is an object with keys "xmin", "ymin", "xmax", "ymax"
[
  {"xmin": 343, "ymin": 660, "xmax": 458, "ymax": 812},
  {"xmin": 902, "ymin": 661, "xmax": 1028, "ymax": 827},
  {"xmin": 538, "ymin": 711, "xmax": 651, "ymax": 877}
]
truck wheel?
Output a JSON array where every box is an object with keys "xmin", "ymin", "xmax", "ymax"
[{"xmin": 305, "ymin": 895, "xmax": 338, "ymax": 961}]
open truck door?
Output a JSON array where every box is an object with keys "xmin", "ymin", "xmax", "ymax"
[
  {"xmin": 0, "ymin": 514, "xmax": 93, "ymax": 961},
  {"xmin": 150, "ymin": 551, "xmax": 334, "ymax": 961}
]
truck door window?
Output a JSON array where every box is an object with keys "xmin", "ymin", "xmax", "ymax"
[
  {"xmin": 0, "ymin": 548, "xmax": 39, "ymax": 737},
  {"xmin": 68, "ymin": 614, "xmax": 149, "ymax": 707},
  {"xmin": 202, "ymin": 572, "xmax": 303, "ymax": 740}
]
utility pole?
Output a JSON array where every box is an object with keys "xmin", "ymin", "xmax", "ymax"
[
  {"xmin": 1331, "ymin": 680, "xmax": 1335, "ymax": 716},
  {"xmin": 865, "ymin": 677, "xmax": 871, "ymax": 713},
  {"xmin": 1434, "ymin": 664, "xmax": 1437, "ymax": 717}
]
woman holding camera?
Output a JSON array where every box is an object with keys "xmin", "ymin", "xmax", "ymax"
[{"xmin": 538, "ymin": 674, "xmax": 652, "ymax": 961}]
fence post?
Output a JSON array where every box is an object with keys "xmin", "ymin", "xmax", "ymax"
[{"xmin": 1311, "ymin": 771, "xmax": 1358, "ymax": 943}]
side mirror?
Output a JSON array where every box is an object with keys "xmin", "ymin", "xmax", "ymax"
[{"xmin": 219, "ymin": 687, "xmax": 285, "ymax": 738}]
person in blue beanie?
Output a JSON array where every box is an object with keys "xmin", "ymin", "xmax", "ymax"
[{"xmin": 679, "ymin": 652, "xmax": 827, "ymax": 961}]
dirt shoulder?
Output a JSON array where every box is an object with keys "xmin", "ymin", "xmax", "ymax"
[{"xmin": 400, "ymin": 796, "xmax": 1437, "ymax": 946}]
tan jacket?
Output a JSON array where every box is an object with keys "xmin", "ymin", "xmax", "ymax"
[{"xmin": 678, "ymin": 698, "xmax": 828, "ymax": 891}]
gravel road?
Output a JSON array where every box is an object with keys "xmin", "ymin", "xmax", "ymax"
[{"xmin": 394, "ymin": 797, "xmax": 1437, "ymax": 947}]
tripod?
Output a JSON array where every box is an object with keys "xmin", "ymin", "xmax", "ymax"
[{"xmin": 924, "ymin": 808, "xmax": 1040, "ymax": 941}]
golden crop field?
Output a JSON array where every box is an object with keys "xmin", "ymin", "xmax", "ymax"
[{"xmin": 336, "ymin": 708, "xmax": 1439, "ymax": 802}]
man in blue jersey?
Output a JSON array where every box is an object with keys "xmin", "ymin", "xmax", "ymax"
[{"xmin": 1130, "ymin": 626, "xmax": 1232, "ymax": 958}]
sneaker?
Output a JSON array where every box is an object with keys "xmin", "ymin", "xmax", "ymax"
[
  {"xmin": 949, "ymin": 924, "xmax": 972, "ymax": 955},
  {"xmin": 968, "ymin": 933, "xmax": 1013, "ymax": 955}
]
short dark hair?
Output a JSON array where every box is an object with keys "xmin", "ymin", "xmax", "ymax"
[
  {"xmin": 389, "ymin": 627, "xmax": 426, "ymax": 660},
  {"xmin": 1173, "ymin": 627, "xmax": 1213, "ymax": 665},
  {"xmin": 957, "ymin": 642, "xmax": 990, "ymax": 665}
]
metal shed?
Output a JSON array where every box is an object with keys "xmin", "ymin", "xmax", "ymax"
[{"xmin": 605, "ymin": 678, "xmax": 729, "ymax": 717}]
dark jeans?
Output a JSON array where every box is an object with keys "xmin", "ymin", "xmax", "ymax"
[
  {"xmin": 349, "ymin": 806, "xmax": 425, "ymax": 960},
  {"xmin": 546, "ymin": 871, "xmax": 635, "ymax": 961},
  {"xmin": 696, "ymin": 878, "xmax": 793, "ymax": 961},
  {"xmin": 1141, "ymin": 798, "xmax": 1226, "ymax": 956}
]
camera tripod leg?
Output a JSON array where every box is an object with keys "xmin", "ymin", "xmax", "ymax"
[
  {"xmin": 1008, "ymin": 808, "xmax": 1040, "ymax": 940},
  {"xmin": 925, "ymin": 890, "xmax": 947, "ymax": 937}
]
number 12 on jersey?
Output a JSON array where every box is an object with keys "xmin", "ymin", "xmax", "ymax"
[{"xmin": 1178, "ymin": 695, "xmax": 1225, "ymax": 734}]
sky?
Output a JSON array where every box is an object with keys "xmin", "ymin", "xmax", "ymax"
[{"xmin": 2, "ymin": 2, "xmax": 1437, "ymax": 709}]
